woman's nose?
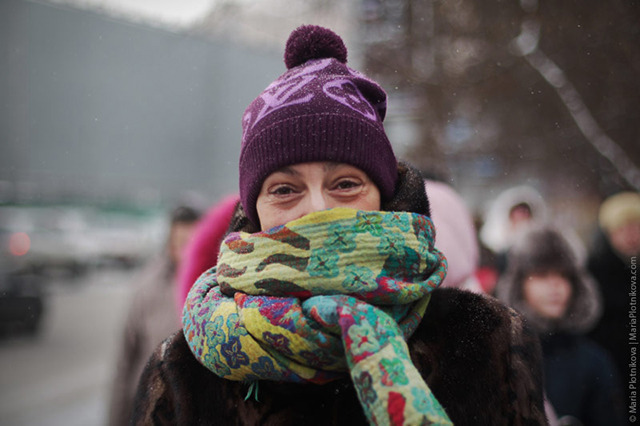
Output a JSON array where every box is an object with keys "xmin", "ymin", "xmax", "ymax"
[{"xmin": 303, "ymin": 188, "xmax": 329, "ymax": 215}]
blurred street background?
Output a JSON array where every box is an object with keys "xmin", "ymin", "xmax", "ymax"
[
  {"xmin": 1, "ymin": 0, "xmax": 638, "ymax": 425},
  {"xmin": 0, "ymin": 269, "xmax": 134, "ymax": 426}
]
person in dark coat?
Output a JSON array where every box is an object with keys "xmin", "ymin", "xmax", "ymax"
[
  {"xmin": 131, "ymin": 25, "xmax": 547, "ymax": 425},
  {"xmin": 587, "ymin": 191, "xmax": 640, "ymax": 381},
  {"xmin": 108, "ymin": 205, "xmax": 201, "ymax": 426},
  {"xmin": 496, "ymin": 226, "xmax": 625, "ymax": 426}
]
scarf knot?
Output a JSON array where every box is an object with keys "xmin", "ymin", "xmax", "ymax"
[{"xmin": 183, "ymin": 208, "xmax": 452, "ymax": 425}]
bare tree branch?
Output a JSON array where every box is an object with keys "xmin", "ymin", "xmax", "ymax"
[{"xmin": 511, "ymin": 15, "xmax": 640, "ymax": 191}]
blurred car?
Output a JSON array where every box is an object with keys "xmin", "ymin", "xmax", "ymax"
[
  {"xmin": 0, "ymin": 256, "xmax": 45, "ymax": 335},
  {"xmin": 0, "ymin": 204, "xmax": 165, "ymax": 279}
]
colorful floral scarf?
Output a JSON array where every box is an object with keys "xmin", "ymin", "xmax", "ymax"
[{"xmin": 183, "ymin": 208, "xmax": 452, "ymax": 425}]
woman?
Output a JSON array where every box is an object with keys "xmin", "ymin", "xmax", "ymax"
[
  {"xmin": 176, "ymin": 194, "xmax": 239, "ymax": 312},
  {"xmin": 588, "ymin": 191, "xmax": 640, "ymax": 379},
  {"xmin": 495, "ymin": 226, "xmax": 625, "ymax": 425},
  {"xmin": 132, "ymin": 25, "xmax": 547, "ymax": 425},
  {"xmin": 479, "ymin": 185, "xmax": 548, "ymax": 278},
  {"xmin": 108, "ymin": 205, "xmax": 201, "ymax": 426},
  {"xmin": 425, "ymin": 179, "xmax": 483, "ymax": 293}
]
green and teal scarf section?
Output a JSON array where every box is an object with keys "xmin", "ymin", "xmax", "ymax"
[{"xmin": 183, "ymin": 208, "xmax": 453, "ymax": 425}]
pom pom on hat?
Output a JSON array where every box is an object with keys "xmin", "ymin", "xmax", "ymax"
[{"xmin": 284, "ymin": 25, "xmax": 348, "ymax": 69}]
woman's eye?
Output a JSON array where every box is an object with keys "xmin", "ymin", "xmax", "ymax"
[
  {"xmin": 335, "ymin": 180, "xmax": 361, "ymax": 190},
  {"xmin": 270, "ymin": 185, "xmax": 295, "ymax": 195}
]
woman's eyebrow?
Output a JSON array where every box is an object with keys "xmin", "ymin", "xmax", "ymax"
[{"xmin": 274, "ymin": 166, "xmax": 298, "ymax": 176}]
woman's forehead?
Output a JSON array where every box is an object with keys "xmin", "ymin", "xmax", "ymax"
[{"xmin": 272, "ymin": 161, "xmax": 360, "ymax": 175}]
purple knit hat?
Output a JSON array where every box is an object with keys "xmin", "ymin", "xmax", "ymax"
[{"xmin": 239, "ymin": 25, "xmax": 398, "ymax": 226}]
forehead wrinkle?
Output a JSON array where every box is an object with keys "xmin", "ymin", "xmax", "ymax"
[
  {"xmin": 274, "ymin": 161, "xmax": 341, "ymax": 176},
  {"xmin": 324, "ymin": 162, "xmax": 340, "ymax": 171},
  {"xmin": 273, "ymin": 165, "xmax": 298, "ymax": 176}
]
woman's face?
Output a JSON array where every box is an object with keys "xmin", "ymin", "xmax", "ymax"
[
  {"xmin": 608, "ymin": 221, "xmax": 640, "ymax": 257},
  {"xmin": 522, "ymin": 272, "xmax": 573, "ymax": 320},
  {"xmin": 168, "ymin": 222, "xmax": 197, "ymax": 266},
  {"xmin": 256, "ymin": 162, "xmax": 381, "ymax": 231}
]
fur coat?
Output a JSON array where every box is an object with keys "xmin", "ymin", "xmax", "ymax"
[{"xmin": 131, "ymin": 164, "xmax": 547, "ymax": 425}]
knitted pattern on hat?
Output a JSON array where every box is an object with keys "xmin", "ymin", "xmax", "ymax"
[{"xmin": 239, "ymin": 25, "xmax": 398, "ymax": 227}]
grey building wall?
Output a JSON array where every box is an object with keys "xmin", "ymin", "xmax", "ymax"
[{"xmin": 1, "ymin": 0, "xmax": 283, "ymax": 205}]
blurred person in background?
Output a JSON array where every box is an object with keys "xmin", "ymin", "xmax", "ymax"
[
  {"xmin": 479, "ymin": 185, "xmax": 548, "ymax": 279},
  {"xmin": 496, "ymin": 226, "xmax": 625, "ymax": 426},
  {"xmin": 107, "ymin": 205, "xmax": 201, "ymax": 426},
  {"xmin": 587, "ymin": 191, "xmax": 640, "ymax": 383},
  {"xmin": 175, "ymin": 194, "xmax": 239, "ymax": 314},
  {"xmin": 131, "ymin": 25, "xmax": 547, "ymax": 425},
  {"xmin": 425, "ymin": 179, "xmax": 484, "ymax": 293}
]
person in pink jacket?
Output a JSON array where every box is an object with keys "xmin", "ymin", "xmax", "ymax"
[
  {"xmin": 175, "ymin": 194, "xmax": 239, "ymax": 313},
  {"xmin": 425, "ymin": 180, "xmax": 483, "ymax": 293}
]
